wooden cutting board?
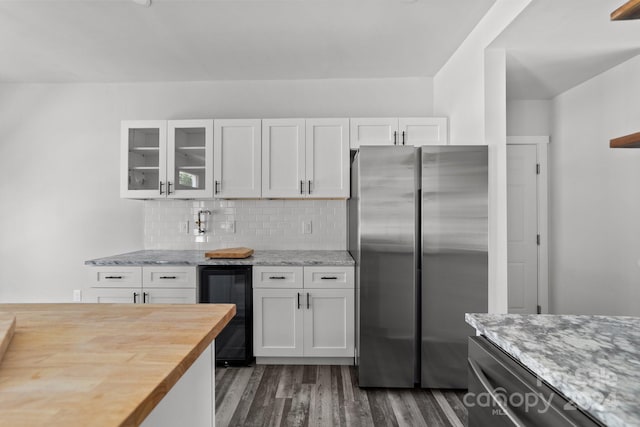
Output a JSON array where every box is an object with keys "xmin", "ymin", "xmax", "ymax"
[{"xmin": 205, "ymin": 247, "xmax": 254, "ymax": 259}]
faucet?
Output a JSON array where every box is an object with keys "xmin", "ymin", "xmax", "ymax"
[{"xmin": 195, "ymin": 210, "xmax": 212, "ymax": 234}]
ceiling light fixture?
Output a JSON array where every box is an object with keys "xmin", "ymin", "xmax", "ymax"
[{"xmin": 132, "ymin": 0, "xmax": 152, "ymax": 7}]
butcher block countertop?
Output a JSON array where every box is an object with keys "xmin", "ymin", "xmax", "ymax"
[{"xmin": 0, "ymin": 303, "xmax": 235, "ymax": 427}]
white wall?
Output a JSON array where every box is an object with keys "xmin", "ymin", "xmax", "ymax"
[
  {"xmin": 0, "ymin": 77, "xmax": 433, "ymax": 303},
  {"xmin": 433, "ymin": 0, "xmax": 532, "ymax": 313},
  {"xmin": 507, "ymin": 99, "xmax": 551, "ymax": 136},
  {"xmin": 550, "ymin": 55, "xmax": 640, "ymax": 315}
]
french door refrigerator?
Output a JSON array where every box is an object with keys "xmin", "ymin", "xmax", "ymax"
[{"xmin": 349, "ymin": 145, "xmax": 488, "ymax": 389}]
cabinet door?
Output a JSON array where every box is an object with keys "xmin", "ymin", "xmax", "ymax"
[
  {"xmin": 167, "ymin": 119, "xmax": 214, "ymax": 199},
  {"xmin": 349, "ymin": 118, "xmax": 398, "ymax": 149},
  {"xmin": 143, "ymin": 288, "xmax": 196, "ymax": 304},
  {"xmin": 398, "ymin": 117, "xmax": 448, "ymax": 146},
  {"xmin": 303, "ymin": 289, "xmax": 354, "ymax": 358},
  {"xmin": 262, "ymin": 119, "xmax": 306, "ymax": 198},
  {"xmin": 253, "ymin": 289, "xmax": 304, "ymax": 357},
  {"xmin": 214, "ymin": 119, "xmax": 262, "ymax": 198},
  {"xmin": 121, "ymin": 120, "xmax": 167, "ymax": 199},
  {"xmin": 87, "ymin": 287, "xmax": 142, "ymax": 304},
  {"xmin": 305, "ymin": 119, "xmax": 350, "ymax": 198}
]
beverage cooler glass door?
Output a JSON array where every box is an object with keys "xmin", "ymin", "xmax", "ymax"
[{"xmin": 199, "ymin": 266, "xmax": 253, "ymax": 366}]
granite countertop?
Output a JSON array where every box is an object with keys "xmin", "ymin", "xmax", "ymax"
[
  {"xmin": 466, "ymin": 313, "xmax": 640, "ymax": 427},
  {"xmin": 85, "ymin": 249, "xmax": 355, "ymax": 266},
  {"xmin": 0, "ymin": 303, "xmax": 235, "ymax": 427}
]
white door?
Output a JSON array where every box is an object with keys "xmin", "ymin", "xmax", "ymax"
[
  {"xmin": 121, "ymin": 120, "xmax": 167, "ymax": 199},
  {"xmin": 303, "ymin": 289, "xmax": 354, "ymax": 358},
  {"xmin": 214, "ymin": 119, "xmax": 262, "ymax": 198},
  {"xmin": 143, "ymin": 288, "xmax": 196, "ymax": 304},
  {"xmin": 262, "ymin": 119, "xmax": 306, "ymax": 198},
  {"xmin": 88, "ymin": 287, "xmax": 142, "ymax": 304},
  {"xmin": 507, "ymin": 145, "xmax": 538, "ymax": 314},
  {"xmin": 167, "ymin": 119, "xmax": 214, "ymax": 199},
  {"xmin": 305, "ymin": 118, "xmax": 350, "ymax": 198},
  {"xmin": 253, "ymin": 289, "xmax": 304, "ymax": 357},
  {"xmin": 349, "ymin": 118, "xmax": 399, "ymax": 149},
  {"xmin": 398, "ymin": 118, "xmax": 448, "ymax": 146}
]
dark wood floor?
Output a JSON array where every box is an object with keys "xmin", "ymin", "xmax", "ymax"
[{"xmin": 215, "ymin": 365, "xmax": 467, "ymax": 427}]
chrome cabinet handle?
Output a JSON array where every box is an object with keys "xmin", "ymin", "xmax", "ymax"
[
  {"xmin": 393, "ymin": 131, "xmax": 398, "ymax": 145},
  {"xmin": 143, "ymin": 292, "xmax": 149, "ymax": 303},
  {"xmin": 297, "ymin": 292, "xmax": 301, "ymax": 309},
  {"xmin": 215, "ymin": 180, "xmax": 221, "ymax": 195},
  {"xmin": 167, "ymin": 181, "xmax": 173, "ymax": 195},
  {"xmin": 105, "ymin": 276, "xmax": 123, "ymax": 279},
  {"xmin": 133, "ymin": 292, "xmax": 139, "ymax": 303},
  {"xmin": 269, "ymin": 276, "xmax": 286, "ymax": 280},
  {"xmin": 468, "ymin": 359, "xmax": 526, "ymax": 427},
  {"xmin": 159, "ymin": 276, "xmax": 176, "ymax": 279},
  {"xmin": 307, "ymin": 292, "xmax": 310, "ymax": 309},
  {"xmin": 321, "ymin": 276, "xmax": 338, "ymax": 280},
  {"xmin": 402, "ymin": 131, "xmax": 406, "ymax": 145},
  {"xmin": 159, "ymin": 181, "xmax": 164, "ymax": 195},
  {"xmin": 300, "ymin": 180, "xmax": 304, "ymax": 195},
  {"xmin": 308, "ymin": 180, "xmax": 312, "ymax": 194}
]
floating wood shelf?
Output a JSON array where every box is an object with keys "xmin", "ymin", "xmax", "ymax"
[
  {"xmin": 611, "ymin": 0, "xmax": 640, "ymax": 20},
  {"xmin": 610, "ymin": 132, "xmax": 640, "ymax": 148}
]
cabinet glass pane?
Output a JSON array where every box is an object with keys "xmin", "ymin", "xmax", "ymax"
[
  {"xmin": 174, "ymin": 127, "xmax": 206, "ymax": 191},
  {"xmin": 128, "ymin": 128, "xmax": 160, "ymax": 191}
]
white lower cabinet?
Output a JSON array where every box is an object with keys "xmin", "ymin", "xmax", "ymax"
[
  {"xmin": 86, "ymin": 266, "xmax": 196, "ymax": 304},
  {"xmin": 253, "ymin": 289, "xmax": 304, "ymax": 357},
  {"xmin": 253, "ymin": 266, "xmax": 354, "ymax": 359},
  {"xmin": 303, "ymin": 289, "xmax": 354, "ymax": 357}
]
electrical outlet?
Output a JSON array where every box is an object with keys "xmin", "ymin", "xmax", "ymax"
[
  {"xmin": 221, "ymin": 221, "xmax": 235, "ymax": 234},
  {"xmin": 179, "ymin": 221, "xmax": 189, "ymax": 234},
  {"xmin": 302, "ymin": 220, "xmax": 312, "ymax": 234},
  {"xmin": 73, "ymin": 289, "xmax": 82, "ymax": 302}
]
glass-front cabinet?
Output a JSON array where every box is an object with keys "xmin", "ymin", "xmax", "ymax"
[{"xmin": 121, "ymin": 119, "xmax": 213, "ymax": 199}]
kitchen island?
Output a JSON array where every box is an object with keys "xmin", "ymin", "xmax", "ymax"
[
  {"xmin": 466, "ymin": 313, "xmax": 640, "ymax": 427},
  {"xmin": 0, "ymin": 303, "xmax": 235, "ymax": 427}
]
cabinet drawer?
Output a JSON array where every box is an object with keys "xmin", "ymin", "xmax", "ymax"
[
  {"xmin": 304, "ymin": 266, "xmax": 354, "ymax": 289},
  {"xmin": 253, "ymin": 266, "xmax": 303, "ymax": 289},
  {"xmin": 143, "ymin": 266, "xmax": 196, "ymax": 288},
  {"xmin": 89, "ymin": 267, "xmax": 141, "ymax": 287}
]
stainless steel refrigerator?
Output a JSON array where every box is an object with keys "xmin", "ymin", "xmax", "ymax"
[{"xmin": 349, "ymin": 145, "xmax": 488, "ymax": 389}]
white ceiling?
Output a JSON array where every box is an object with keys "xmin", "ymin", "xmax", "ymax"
[
  {"xmin": 0, "ymin": 0, "xmax": 496, "ymax": 83},
  {"xmin": 492, "ymin": 0, "xmax": 640, "ymax": 99}
]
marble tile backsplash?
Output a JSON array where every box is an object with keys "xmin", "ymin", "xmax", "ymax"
[{"xmin": 144, "ymin": 199, "xmax": 347, "ymax": 250}]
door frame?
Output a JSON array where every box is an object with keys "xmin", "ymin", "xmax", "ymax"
[{"xmin": 506, "ymin": 136, "xmax": 549, "ymax": 314}]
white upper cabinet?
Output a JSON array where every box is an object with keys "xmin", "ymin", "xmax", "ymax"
[
  {"xmin": 167, "ymin": 119, "xmax": 214, "ymax": 198},
  {"xmin": 121, "ymin": 119, "xmax": 213, "ymax": 199},
  {"xmin": 262, "ymin": 119, "xmax": 306, "ymax": 198},
  {"xmin": 350, "ymin": 118, "xmax": 398, "ymax": 148},
  {"xmin": 305, "ymin": 119, "xmax": 349, "ymax": 198},
  {"xmin": 350, "ymin": 117, "xmax": 448, "ymax": 148},
  {"xmin": 121, "ymin": 120, "xmax": 167, "ymax": 199},
  {"xmin": 398, "ymin": 117, "xmax": 448, "ymax": 146},
  {"xmin": 262, "ymin": 118, "xmax": 349, "ymax": 199},
  {"xmin": 214, "ymin": 119, "xmax": 262, "ymax": 198}
]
